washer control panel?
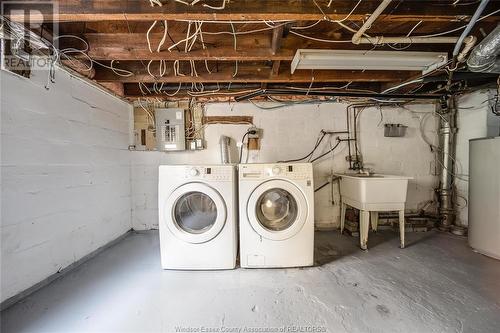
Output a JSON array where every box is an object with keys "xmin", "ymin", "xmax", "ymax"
[
  {"xmin": 240, "ymin": 163, "xmax": 312, "ymax": 180},
  {"xmin": 184, "ymin": 166, "xmax": 233, "ymax": 181}
]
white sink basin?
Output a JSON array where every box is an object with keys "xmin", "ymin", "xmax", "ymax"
[
  {"xmin": 335, "ymin": 173, "xmax": 413, "ymax": 250},
  {"xmin": 335, "ymin": 173, "xmax": 412, "ymax": 211}
]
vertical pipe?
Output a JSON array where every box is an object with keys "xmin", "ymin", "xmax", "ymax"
[
  {"xmin": 346, "ymin": 106, "xmax": 353, "ymax": 169},
  {"xmin": 438, "ymin": 96, "xmax": 457, "ymax": 231},
  {"xmin": 219, "ymin": 135, "xmax": 231, "ymax": 164}
]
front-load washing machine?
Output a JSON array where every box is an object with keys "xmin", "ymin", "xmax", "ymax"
[
  {"xmin": 158, "ymin": 165, "xmax": 237, "ymax": 270},
  {"xmin": 239, "ymin": 163, "xmax": 314, "ymax": 268}
]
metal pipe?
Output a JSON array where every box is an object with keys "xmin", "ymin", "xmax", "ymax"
[
  {"xmin": 437, "ymin": 96, "xmax": 457, "ymax": 231},
  {"xmin": 358, "ymin": 36, "xmax": 458, "ymax": 44},
  {"xmin": 457, "ymin": 36, "xmax": 477, "ymax": 63},
  {"xmin": 219, "ymin": 135, "xmax": 231, "ymax": 164},
  {"xmin": 467, "ymin": 25, "xmax": 500, "ymax": 73},
  {"xmin": 453, "ymin": 0, "xmax": 490, "ymax": 57},
  {"xmin": 352, "ymin": 0, "xmax": 392, "ymax": 45},
  {"xmin": 346, "ymin": 107, "xmax": 352, "ymax": 169}
]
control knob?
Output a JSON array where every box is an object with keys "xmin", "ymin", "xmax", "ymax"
[
  {"xmin": 189, "ymin": 168, "xmax": 200, "ymax": 176},
  {"xmin": 272, "ymin": 166, "xmax": 281, "ymax": 175}
]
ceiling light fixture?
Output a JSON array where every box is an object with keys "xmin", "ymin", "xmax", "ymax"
[{"xmin": 291, "ymin": 49, "xmax": 448, "ymax": 75}]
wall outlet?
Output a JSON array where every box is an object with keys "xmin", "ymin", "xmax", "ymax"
[{"xmin": 248, "ymin": 126, "xmax": 261, "ymax": 139}]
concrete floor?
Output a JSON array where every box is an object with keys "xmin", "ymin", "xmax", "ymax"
[{"xmin": 2, "ymin": 230, "xmax": 500, "ymax": 333}]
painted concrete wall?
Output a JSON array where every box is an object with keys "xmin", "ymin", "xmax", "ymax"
[
  {"xmin": 0, "ymin": 67, "xmax": 132, "ymax": 302},
  {"xmin": 455, "ymin": 89, "xmax": 500, "ymax": 226},
  {"xmin": 131, "ymin": 101, "xmax": 439, "ymax": 230}
]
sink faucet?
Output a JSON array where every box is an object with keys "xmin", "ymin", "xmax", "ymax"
[{"xmin": 358, "ymin": 168, "xmax": 374, "ymax": 176}]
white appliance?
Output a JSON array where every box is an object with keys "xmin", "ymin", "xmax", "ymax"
[
  {"xmin": 468, "ymin": 137, "xmax": 500, "ymax": 260},
  {"xmin": 239, "ymin": 163, "xmax": 314, "ymax": 268},
  {"xmin": 158, "ymin": 165, "xmax": 238, "ymax": 269}
]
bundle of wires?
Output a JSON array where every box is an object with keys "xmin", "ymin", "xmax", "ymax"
[{"xmin": 278, "ymin": 131, "xmax": 342, "ymax": 163}]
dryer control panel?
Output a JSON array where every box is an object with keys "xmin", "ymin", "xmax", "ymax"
[
  {"xmin": 184, "ymin": 166, "xmax": 233, "ymax": 181},
  {"xmin": 240, "ymin": 163, "xmax": 312, "ymax": 180}
]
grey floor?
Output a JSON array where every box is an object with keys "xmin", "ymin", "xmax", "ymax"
[{"xmin": 1, "ymin": 230, "xmax": 500, "ymax": 333}]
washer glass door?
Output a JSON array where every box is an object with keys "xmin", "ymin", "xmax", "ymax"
[{"xmin": 256, "ymin": 188, "xmax": 298, "ymax": 231}]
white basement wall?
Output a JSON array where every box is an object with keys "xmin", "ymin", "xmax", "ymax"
[
  {"xmin": 0, "ymin": 67, "xmax": 132, "ymax": 303},
  {"xmin": 131, "ymin": 101, "xmax": 438, "ymax": 230},
  {"xmin": 455, "ymin": 89, "xmax": 500, "ymax": 226}
]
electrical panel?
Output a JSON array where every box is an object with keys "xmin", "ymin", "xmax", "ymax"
[{"xmin": 155, "ymin": 108, "xmax": 186, "ymax": 151}]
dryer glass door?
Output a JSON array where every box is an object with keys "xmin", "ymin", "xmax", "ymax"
[{"xmin": 174, "ymin": 191, "xmax": 217, "ymax": 233}]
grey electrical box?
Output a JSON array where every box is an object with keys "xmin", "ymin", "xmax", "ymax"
[{"xmin": 155, "ymin": 108, "xmax": 186, "ymax": 151}]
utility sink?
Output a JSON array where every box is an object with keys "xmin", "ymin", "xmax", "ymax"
[
  {"xmin": 335, "ymin": 173, "xmax": 412, "ymax": 211},
  {"xmin": 335, "ymin": 173, "xmax": 413, "ymax": 250}
]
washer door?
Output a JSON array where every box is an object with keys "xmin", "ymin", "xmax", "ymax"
[
  {"xmin": 247, "ymin": 179, "xmax": 308, "ymax": 241},
  {"xmin": 164, "ymin": 182, "xmax": 227, "ymax": 244}
]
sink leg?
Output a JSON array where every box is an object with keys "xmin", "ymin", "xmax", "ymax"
[
  {"xmin": 399, "ymin": 210, "xmax": 405, "ymax": 249},
  {"xmin": 360, "ymin": 210, "xmax": 370, "ymax": 250},
  {"xmin": 370, "ymin": 211, "xmax": 379, "ymax": 232},
  {"xmin": 340, "ymin": 202, "xmax": 346, "ymax": 234}
]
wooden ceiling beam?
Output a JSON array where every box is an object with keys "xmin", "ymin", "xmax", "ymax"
[
  {"xmin": 61, "ymin": 32, "xmax": 454, "ymax": 62},
  {"xmin": 93, "ymin": 62, "xmax": 414, "ymax": 83},
  {"xmin": 123, "ymin": 81, "xmax": 382, "ymax": 99},
  {"xmin": 271, "ymin": 25, "xmax": 284, "ymax": 55},
  {"xmin": 6, "ymin": 0, "xmax": 499, "ymax": 23},
  {"xmin": 78, "ymin": 48, "xmax": 291, "ymax": 61}
]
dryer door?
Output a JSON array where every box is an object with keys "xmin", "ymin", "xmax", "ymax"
[
  {"xmin": 246, "ymin": 179, "xmax": 308, "ymax": 241},
  {"xmin": 164, "ymin": 182, "xmax": 227, "ymax": 244}
]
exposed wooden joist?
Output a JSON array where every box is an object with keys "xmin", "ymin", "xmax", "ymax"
[
  {"xmin": 123, "ymin": 81, "xmax": 382, "ymax": 99},
  {"xmin": 61, "ymin": 60, "xmax": 95, "ymax": 78},
  {"xmin": 202, "ymin": 116, "xmax": 253, "ymax": 125},
  {"xmin": 6, "ymin": 0, "xmax": 499, "ymax": 22},
  {"xmin": 271, "ymin": 25, "xmax": 284, "ymax": 55},
  {"xmin": 271, "ymin": 60, "xmax": 281, "ymax": 76},
  {"xmin": 79, "ymin": 48, "xmax": 291, "ymax": 61},
  {"xmin": 61, "ymin": 32, "xmax": 454, "ymax": 62},
  {"xmin": 93, "ymin": 62, "xmax": 415, "ymax": 83},
  {"xmin": 62, "ymin": 32, "xmax": 291, "ymax": 61},
  {"xmin": 99, "ymin": 82, "xmax": 125, "ymax": 97}
]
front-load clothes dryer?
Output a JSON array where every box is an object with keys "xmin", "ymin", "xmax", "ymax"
[
  {"xmin": 239, "ymin": 163, "xmax": 314, "ymax": 268},
  {"xmin": 158, "ymin": 165, "xmax": 237, "ymax": 270}
]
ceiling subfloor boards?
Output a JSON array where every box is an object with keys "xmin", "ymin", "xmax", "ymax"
[
  {"xmin": 7, "ymin": 0, "xmax": 499, "ymax": 22},
  {"xmin": 7, "ymin": 0, "xmax": 499, "ymax": 100}
]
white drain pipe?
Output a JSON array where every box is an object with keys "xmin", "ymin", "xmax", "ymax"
[
  {"xmin": 452, "ymin": 0, "xmax": 490, "ymax": 57},
  {"xmin": 352, "ymin": 0, "xmax": 393, "ymax": 45},
  {"xmin": 357, "ymin": 36, "xmax": 459, "ymax": 44}
]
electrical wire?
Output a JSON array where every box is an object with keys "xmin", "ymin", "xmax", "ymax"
[
  {"xmin": 291, "ymin": 8, "xmax": 500, "ymax": 44},
  {"xmin": 310, "ymin": 138, "xmax": 342, "ymax": 163},
  {"xmin": 239, "ymin": 131, "xmax": 251, "ymax": 163},
  {"xmin": 278, "ymin": 131, "xmax": 327, "ymax": 163},
  {"xmin": 419, "ymin": 8, "xmax": 500, "ymax": 38}
]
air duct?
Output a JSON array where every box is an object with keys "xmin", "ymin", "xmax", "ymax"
[
  {"xmin": 219, "ymin": 135, "xmax": 231, "ymax": 164},
  {"xmin": 467, "ymin": 25, "xmax": 500, "ymax": 73}
]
